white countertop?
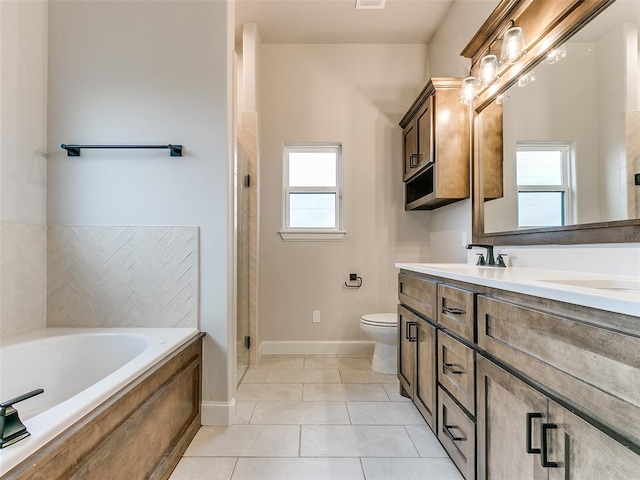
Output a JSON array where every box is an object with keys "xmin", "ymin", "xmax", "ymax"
[{"xmin": 395, "ymin": 263, "xmax": 640, "ymax": 317}]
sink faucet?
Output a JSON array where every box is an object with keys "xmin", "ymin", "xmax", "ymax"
[{"xmin": 466, "ymin": 244, "xmax": 505, "ymax": 267}]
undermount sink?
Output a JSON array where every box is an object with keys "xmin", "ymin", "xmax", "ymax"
[{"xmin": 537, "ymin": 279, "xmax": 640, "ymax": 294}]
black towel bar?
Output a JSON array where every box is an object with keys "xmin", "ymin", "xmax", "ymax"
[{"xmin": 61, "ymin": 144, "xmax": 183, "ymax": 157}]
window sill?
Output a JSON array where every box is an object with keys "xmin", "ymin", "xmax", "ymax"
[{"xmin": 279, "ymin": 230, "xmax": 346, "ymax": 242}]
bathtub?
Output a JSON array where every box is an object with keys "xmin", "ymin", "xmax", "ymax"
[{"xmin": 0, "ymin": 328, "xmax": 201, "ymax": 478}]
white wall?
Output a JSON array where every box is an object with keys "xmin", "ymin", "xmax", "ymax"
[
  {"xmin": 0, "ymin": 0, "xmax": 48, "ymax": 339},
  {"xmin": 47, "ymin": 1, "xmax": 234, "ymax": 422},
  {"xmin": 258, "ymin": 44, "xmax": 431, "ymax": 351}
]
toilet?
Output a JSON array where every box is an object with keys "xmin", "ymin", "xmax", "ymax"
[{"xmin": 360, "ymin": 313, "xmax": 398, "ymax": 374}]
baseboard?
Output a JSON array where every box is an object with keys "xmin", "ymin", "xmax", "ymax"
[
  {"xmin": 201, "ymin": 399, "xmax": 235, "ymax": 426},
  {"xmin": 260, "ymin": 340, "xmax": 375, "ymax": 356}
]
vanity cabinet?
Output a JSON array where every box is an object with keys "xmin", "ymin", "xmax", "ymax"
[
  {"xmin": 398, "ymin": 306, "xmax": 437, "ymax": 430},
  {"xmin": 397, "ymin": 267, "xmax": 640, "ymax": 480},
  {"xmin": 399, "ymin": 77, "xmax": 470, "ymax": 211}
]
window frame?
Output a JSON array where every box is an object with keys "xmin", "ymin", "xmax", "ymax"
[
  {"xmin": 515, "ymin": 142, "xmax": 572, "ymax": 229},
  {"xmin": 280, "ymin": 143, "xmax": 345, "ymax": 241}
]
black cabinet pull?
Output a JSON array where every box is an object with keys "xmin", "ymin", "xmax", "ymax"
[
  {"xmin": 443, "ymin": 424, "xmax": 465, "ymax": 442},
  {"xmin": 407, "ymin": 322, "xmax": 418, "ymax": 342},
  {"xmin": 541, "ymin": 423, "xmax": 559, "ymax": 468},
  {"xmin": 443, "ymin": 363, "xmax": 464, "ymax": 375},
  {"xmin": 526, "ymin": 412, "xmax": 542, "ymax": 454},
  {"xmin": 442, "ymin": 306, "xmax": 465, "ymax": 316}
]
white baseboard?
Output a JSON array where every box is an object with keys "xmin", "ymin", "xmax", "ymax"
[
  {"xmin": 260, "ymin": 340, "xmax": 375, "ymax": 356},
  {"xmin": 201, "ymin": 399, "xmax": 235, "ymax": 426}
]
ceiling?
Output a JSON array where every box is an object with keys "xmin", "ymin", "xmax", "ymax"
[{"xmin": 235, "ymin": 0, "xmax": 455, "ymax": 45}]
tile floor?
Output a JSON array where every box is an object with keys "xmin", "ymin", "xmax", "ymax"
[{"xmin": 169, "ymin": 355, "xmax": 464, "ymax": 480}]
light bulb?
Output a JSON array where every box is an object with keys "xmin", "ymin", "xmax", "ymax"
[
  {"xmin": 500, "ymin": 27, "xmax": 526, "ymax": 65},
  {"xmin": 480, "ymin": 55, "xmax": 498, "ymax": 88}
]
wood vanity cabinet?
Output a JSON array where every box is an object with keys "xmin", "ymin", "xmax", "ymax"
[
  {"xmin": 397, "ymin": 268, "xmax": 640, "ymax": 480},
  {"xmin": 399, "ymin": 78, "xmax": 470, "ymax": 211}
]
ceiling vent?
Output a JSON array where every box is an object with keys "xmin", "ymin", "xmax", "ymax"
[{"xmin": 355, "ymin": 0, "xmax": 386, "ymax": 9}]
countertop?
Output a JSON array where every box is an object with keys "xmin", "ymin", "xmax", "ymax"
[{"xmin": 395, "ymin": 263, "xmax": 640, "ymax": 317}]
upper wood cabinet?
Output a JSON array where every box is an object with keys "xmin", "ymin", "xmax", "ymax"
[{"xmin": 399, "ymin": 78, "xmax": 470, "ymax": 210}]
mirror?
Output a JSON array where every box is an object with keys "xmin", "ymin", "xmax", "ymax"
[{"xmin": 474, "ymin": 0, "xmax": 640, "ymax": 244}]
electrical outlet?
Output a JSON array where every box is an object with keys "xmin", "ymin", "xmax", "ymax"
[
  {"xmin": 461, "ymin": 231, "xmax": 467, "ymax": 247},
  {"xmin": 312, "ymin": 310, "xmax": 320, "ymax": 323}
]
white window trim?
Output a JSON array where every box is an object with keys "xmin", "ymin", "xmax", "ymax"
[
  {"xmin": 279, "ymin": 143, "xmax": 345, "ymax": 241},
  {"xmin": 516, "ymin": 142, "xmax": 572, "ymax": 229}
]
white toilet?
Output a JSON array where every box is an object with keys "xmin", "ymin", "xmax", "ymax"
[{"xmin": 360, "ymin": 313, "xmax": 398, "ymax": 374}]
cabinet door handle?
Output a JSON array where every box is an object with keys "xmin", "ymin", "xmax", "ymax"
[
  {"xmin": 409, "ymin": 153, "xmax": 420, "ymax": 168},
  {"xmin": 526, "ymin": 413, "xmax": 542, "ymax": 454},
  {"xmin": 443, "ymin": 363, "xmax": 464, "ymax": 375},
  {"xmin": 442, "ymin": 306, "xmax": 465, "ymax": 315},
  {"xmin": 407, "ymin": 322, "xmax": 418, "ymax": 342},
  {"xmin": 541, "ymin": 423, "xmax": 559, "ymax": 468},
  {"xmin": 443, "ymin": 424, "xmax": 465, "ymax": 442}
]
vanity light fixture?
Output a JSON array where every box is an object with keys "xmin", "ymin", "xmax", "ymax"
[
  {"xmin": 544, "ymin": 45, "xmax": 567, "ymax": 64},
  {"xmin": 480, "ymin": 54, "xmax": 499, "ymax": 87},
  {"xmin": 500, "ymin": 26, "xmax": 527, "ymax": 65},
  {"xmin": 460, "ymin": 76, "xmax": 478, "ymax": 105}
]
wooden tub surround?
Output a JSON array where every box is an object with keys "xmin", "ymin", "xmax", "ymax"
[{"xmin": 2, "ymin": 333, "xmax": 204, "ymax": 480}]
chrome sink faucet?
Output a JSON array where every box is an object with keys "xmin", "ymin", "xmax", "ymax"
[{"xmin": 466, "ymin": 244, "xmax": 507, "ymax": 267}]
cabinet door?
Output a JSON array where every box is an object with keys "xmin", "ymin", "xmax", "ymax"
[
  {"xmin": 414, "ymin": 317, "xmax": 437, "ymax": 430},
  {"xmin": 403, "ymin": 122, "xmax": 418, "ymax": 181},
  {"xmin": 547, "ymin": 401, "xmax": 640, "ymax": 480},
  {"xmin": 398, "ymin": 306, "xmax": 416, "ymax": 396},
  {"xmin": 416, "ymin": 97, "xmax": 433, "ymax": 170},
  {"xmin": 477, "ymin": 356, "xmax": 548, "ymax": 480}
]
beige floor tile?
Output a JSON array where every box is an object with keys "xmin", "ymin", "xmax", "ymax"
[
  {"xmin": 184, "ymin": 425, "xmax": 300, "ymax": 457},
  {"xmin": 251, "ymin": 401, "xmax": 350, "ymax": 425},
  {"xmin": 383, "ymin": 383, "xmax": 412, "ymax": 402},
  {"xmin": 231, "ymin": 457, "xmax": 365, "ymax": 480},
  {"xmin": 265, "ymin": 369, "xmax": 341, "ymax": 384},
  {"xmin": 304, "ymin": 357, "xmax": 372, "ymax": 370},
  {"xmin": 405, "ymin": 425, "xmax": 449, "ymax": 457},
  {"xmin": 303, "ymin": 384, "xmax": 389, "ymax": 402},
  {"xmin": 300, "ymin": 425, "xmax": 418, "ymax": 457},
  {"xmin": 254, "ymin": 357, "xmax": 305, "ymax": 369},
  {"xmin": 236, "ymin": 383, "xmax": 303, "ymax": 402},
  {"xmin": 169, "ymin": 457, "xmax": 237, "ymax": 480},
  {"xmin": 347, "ymin": 402, "xmax": 426, "ymax": 425},
  {"xmin": 361, "ymin": 458, "xmax": 464, "ymax": 480},
  {"xmin": 234, "ymin": 402, "xmax": 256, "ymax": 425},
  {"xmin": 340, "ymin": 370, "xmax": 399, "ymax": 384},
  {"xmin": 241, "ymin": 368, "xmax": 268, "ymax": 383}
]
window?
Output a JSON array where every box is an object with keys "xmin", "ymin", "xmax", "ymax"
[
  {"xmin": 516, "ymin": 143, "xmax": 572, "ymax": 228},
  {"xmin": 280, "ymin": 144, "xmax": 344, "ymax": 241}
]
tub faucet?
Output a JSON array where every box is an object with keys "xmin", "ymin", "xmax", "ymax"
[
  {"xmin": 466, "ymin": 244, "xmax": 504, "ymax": 267},
  {"xmin": 0, "ymin": 388, "xmax": 44, "ymax": 448}
]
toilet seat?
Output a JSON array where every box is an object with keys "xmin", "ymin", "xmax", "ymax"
[{"xmin": 360, "ymin": 313, "xmax": 397, "ymax": 327}]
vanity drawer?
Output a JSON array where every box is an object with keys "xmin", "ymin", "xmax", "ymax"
[
  {"xmin": 437, "ymin": 284, "xmax": 475, "ymax": 342},
  {"xmin": 399, "ymin": 272, "xmax": 437, "ymax": 320},
  {"xmin": 438, "ymin": 386, "xmax": 475, "ymax": 480},
  {"xmin": 438, "ymin": 331, "xmax": 475, "ymax": 416},
  {"xmin": 477, "ymin": 295, "xmax": 640, "ymax": 447}
]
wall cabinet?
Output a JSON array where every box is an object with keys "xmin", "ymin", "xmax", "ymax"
[
  {"xmin": 399, "ymin": 78, "xmax": 470, "ymax": 210},
  {"xmin": 397, "ymin": 268, "xmax": 640, "ymax": 480}
]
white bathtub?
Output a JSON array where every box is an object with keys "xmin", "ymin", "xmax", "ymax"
[{"xmin": 0, "ymin": 327, "xmax": 199, "ymax": 477}]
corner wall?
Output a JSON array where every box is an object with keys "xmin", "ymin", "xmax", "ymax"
[
  {"xmin": 258, "ymin": 44, "xmax": 431, "ymax": 353},
  {"xmin": 0, "ymin": 0, "xmax": 48, "ymax": 340},
  {"xmin": 47, "ymin": 0, "xmax": 234, "ymax": 421}
]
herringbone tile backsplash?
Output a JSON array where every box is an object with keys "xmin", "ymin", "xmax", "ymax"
[
  {"xmin": 0, "ymin": 222, "xmax": 47, "ymax": 339},
  {"xmin": 47, "ymin": 226, "xmax": 199, "ymax": 328}
]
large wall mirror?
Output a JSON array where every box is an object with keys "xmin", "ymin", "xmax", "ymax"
[{"xmin": 467, "ymin": 0, "xmax": 640, "ymax": 245}]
